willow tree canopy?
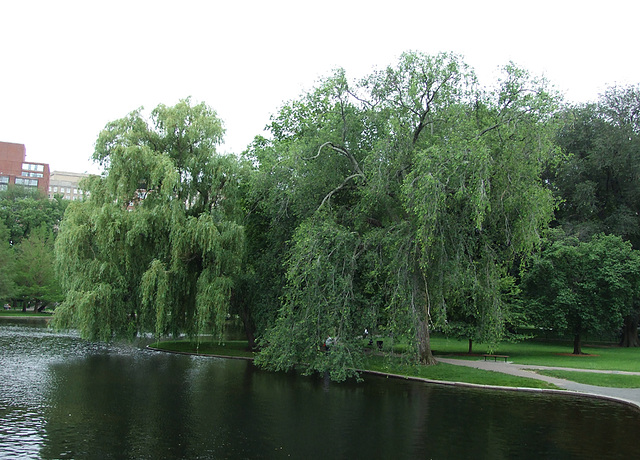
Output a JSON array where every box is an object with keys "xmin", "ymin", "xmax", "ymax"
[{"xmin": 54, "ymin": 99, "xmax": 245, "ymax": 340}]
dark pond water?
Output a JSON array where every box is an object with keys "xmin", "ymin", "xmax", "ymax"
[{"xmin": 1, "ymin": 319, "xmax": 639, "ymax": 459}]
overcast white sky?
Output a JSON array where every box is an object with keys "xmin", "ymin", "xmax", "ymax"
[{"xmin": 1, "ymin": 1, "xmax": 638, "ymax": 175}]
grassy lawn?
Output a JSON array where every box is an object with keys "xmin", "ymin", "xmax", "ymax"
[
  {"xmin": 0, "ymin": 310, "xmax": 53, "ymax": 317},
  {"xmin": 362, "ymin": 354, "xmax": 557, "ymax": 389},
  {"xmin": 156, "ymin": 334, "xmax": 640, "ymax": 388},
  {"xmin": 534, "ymin": 369, "xmax": 640, "ymax": 388},
  {"xmin": 152, "ymin": 335, "xmax": 640, "ymax": 389},
  {"xmin": 429, "ymin": 336, "xmax": 640, "ymax": 372},
  {"xmin": 152, "ymin": 338, "xmax": 559, "ymax": 389}
]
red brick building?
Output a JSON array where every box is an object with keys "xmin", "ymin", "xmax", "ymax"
[{"xmin": 0, "ymin": 141, "xmax": 50, "ymax": 195}]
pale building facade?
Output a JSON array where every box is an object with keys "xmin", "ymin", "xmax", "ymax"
[{"xmin": 48, "ymin": 171, "xmax": 90, "ymax": 201}]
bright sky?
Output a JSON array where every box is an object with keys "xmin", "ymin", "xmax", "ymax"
[{"xmin": 1, "ymin": 1, "xmax": 638, "ymax": 175}]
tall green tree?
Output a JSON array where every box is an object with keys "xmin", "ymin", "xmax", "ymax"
[
  {"xmin": 12, "ymin": 225, "xmax": 62, "ymax": 311},
  {"xmin": 0, "ymin": 186, "xmax": 68, "ymax": 309},
  {"xmin": 0, "ymin": 221, "xmax": 15, "ymax": 302},
  {"xmin": 248, "ymin": 70, "xmax": 375, "ymax": 379},
  {"xmin": 54, "ymin": 99, "xmax": 246, "ymax": 341},
  {"xmin": 522, "ymin": 231, "xmax": 640, "ymax": 354},
  {"xmin": 552, "ymin": 84, "xmax": 640, "ymax": 345},
  {"xmin": 251, "ymin": 52, "xmax": 559, "ymax": 378},
  {"xmin": 401, "ymin": 64, "xmax": 559, "ymax": 354}
]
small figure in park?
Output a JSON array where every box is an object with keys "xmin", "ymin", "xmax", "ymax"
[{"xmin": 364, "ymin": 328, "xmax": 373, "ymax": 345}]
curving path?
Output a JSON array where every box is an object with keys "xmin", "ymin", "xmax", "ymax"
[{"xmin": 437, "ymin": 357, "xmax": 640, "ymax": 410}]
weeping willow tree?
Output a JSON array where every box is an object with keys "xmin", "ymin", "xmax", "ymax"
[
  {"xmin": 255, "ymin": 214, "xmax": 366, "ymax": 381},
  {"xmin": 400, "ymin": 65, "xmax": 560, "ymax": 357},
  {"xmin": 53, "ymin": 99, "xmax": 245, "ymax": 341},
  {"xmin": 252, "ymin": 52, "xmax": 560, "ymax": 376}
]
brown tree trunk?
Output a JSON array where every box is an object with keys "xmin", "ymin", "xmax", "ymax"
[
  {"xmin": 231, "ymin": 288, "xmax": 256, "ymax": 350},
  {"xmin": 244, "ymin": 326, "xmax": 256, "ymax": 351},
  {"xmin": 238, "ymin": 303, "xmax": 256, "ymax": 350},
  {"xmin": 417, "ymin": 317, "xmax": 437, "ymax": 365},
  {"xmin": 619, "ymin": 315, "xmax": 640, "ymax": 347},
  {"xmin": 414, "ymin": 272, "xmax": 436, "ymax": 365},
  {"xmin": 468, "ymin": 338, "xmax": 473, "ymax": 354},
  {"xmin": 573, "ymin": 333, "xmax": 582, "ymax": 355}
]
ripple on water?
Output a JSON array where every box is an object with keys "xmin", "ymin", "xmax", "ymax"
[{"xmin": 0, "ymin": 406, "xmax": 46, "ymax": 458}]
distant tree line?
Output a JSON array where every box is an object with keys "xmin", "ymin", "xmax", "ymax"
[
  {"xmin": 6, "ymin": 52, "xmax": 637, "ymax": 379},
  {"xmin": 0, "ymin": 187, "xmax": 67, "ymax": 311}
]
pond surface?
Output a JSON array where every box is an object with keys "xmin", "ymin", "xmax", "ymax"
[{"xmin": 1, "ymin": 319, "xmax": 639, "ymax": 459}]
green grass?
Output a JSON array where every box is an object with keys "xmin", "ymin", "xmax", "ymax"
[
  {"xmin": 0, "ymin": 310, "xmax": 52, "ymax": 317},
  {"xmin": 153, "ymin": 336, "xmax": 640, "ymax": 389},
  {"xmin": 154, "ymin": 338, "xmax": 559, "ymax": 389},
  {"xmin": 362, "ymin": 354, "xmax": 558, "ymax": 389},
  {"xmin": 535, "ymin": 369, "xmax": 640, "ymax": 388},
  {"xmin": 430, "ymin": 336, "xmax": 640, "ymax": 372}
]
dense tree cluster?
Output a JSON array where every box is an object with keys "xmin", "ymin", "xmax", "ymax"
[
  {"xmin": 41, "ymin": 53, "xmax": 640, "ymax": 379},
  {"xmin": 250, "ymin": 53, "xmax": 559, "ymax": 377},
  {"xmin": 522, "ymin": 230, "xmax": 640, "ymax": 354},
  {"xmin": 0, "ymin": 187, "xmax": 67, "ymax": 310},
  {"xmin": 543, "ymin": 84, "xmax": 640, "ymax": 347}
]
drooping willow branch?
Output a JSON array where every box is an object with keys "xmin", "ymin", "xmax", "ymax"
[
  {"xmin": 303, "ymin": 141, "xmax": 367, "ymax": 210},
  {"xmin": 304, "ymin": 141, "xmax": 365, "ymax": 177},
  {"xmin": 318, "ymin": 173, "xmax": 364, "ymax": 210}
]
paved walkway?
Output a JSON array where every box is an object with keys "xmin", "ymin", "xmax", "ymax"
[{"xmin": 437, "ymin": 357, "xmax": 640, "ymax": 410}]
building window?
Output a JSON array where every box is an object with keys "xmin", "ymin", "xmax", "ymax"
[
  {"xmin": 15, "ymin": 178, "xmax": 38, "ymax": 187},
  {"xmin": 0, "ymin": 176, "xmax": 9, "ymax": 184},
  {"xmin": 22, "ymin": 172, "xmax": 44, "ymax": 178},
  {"xmin": 0, "ymin": 184, "xmax": 7, "ymax": 191},
  {"xmin": 22, "ymin": 163, "xmax": 45, "ymax": 172},
  {"xmin": 53, "ymin": 186, "xmax": 58, "ymax": 193}
]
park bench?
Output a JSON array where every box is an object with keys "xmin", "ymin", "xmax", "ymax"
[{"xmin": 483, "ymin": 354, "xmax": 508, "ymax": 362}]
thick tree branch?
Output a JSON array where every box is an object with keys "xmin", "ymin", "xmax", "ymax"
[
  {"xmin": 305, "ymin": 141, "xmax": 365, "ymax": 178},
  {"xmin": 317, "ymin": 173, "xmax": 364, "ymax": 210}
]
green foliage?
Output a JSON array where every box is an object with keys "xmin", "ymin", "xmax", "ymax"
[
  {"xmin": 521, "ymin": 231, "xmax": 640, "ymax": 353},
  {"xmin": 255, "ymin": 215, "xmax": 366, "ymax": 381},
  {"xmin": 12, "ymin": 225, "xmax": 63, "ymax": 307},
  {"xmin": 553, "ymin": 85, "xmax": 640, "ymax": 247},
  {"xmin": 250, "ymin": 51, "xmax": 560, "ymax": 378},
  {"xmin": 0, "ymin": 222, "xmax": 15, "ymax": 301},
  {"xmin": 0, "ymin": 187, "xmax": 67, "ymax": 308},
  {"xmin": 54, "ymin": 99, "xmax": 246, "ymax": 341},
  {"xmin": 0, "ymin": 186, "xmax": 68, "ymax": 244}
]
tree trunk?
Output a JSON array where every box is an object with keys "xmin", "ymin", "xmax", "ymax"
[
  {"xmin": 417, "ymin": 317, "xmax": 437, "ymax": 365},
  {"xmin": 238, "ymin": 303, "xmax": 256, "ymax": 350},
  {"xmin": 244, "ymin": 325, "xmax": 256, "ymax": 351},
  {"xmin": 573, "ymin": 333, "xmax": 582, "ymax": 355},
  {"xmin": 231, "ymin": 288, "xmax": 257, "ymax": 350},
  {"xmin": 468, "ymin": 338, "xmax": 473, "ymax": 354},
  {"xmin": 414, "ymin": 271, "xmax": 436, "ymax": 365},
  {"xmin": 619, "ymin": 315, "xmax": 640, "ymax": 347}
]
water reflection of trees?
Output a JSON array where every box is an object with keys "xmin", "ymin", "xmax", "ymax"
[{"xmin": 39, "ymin": 352, "xmax": 640, "ymax": 459}]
